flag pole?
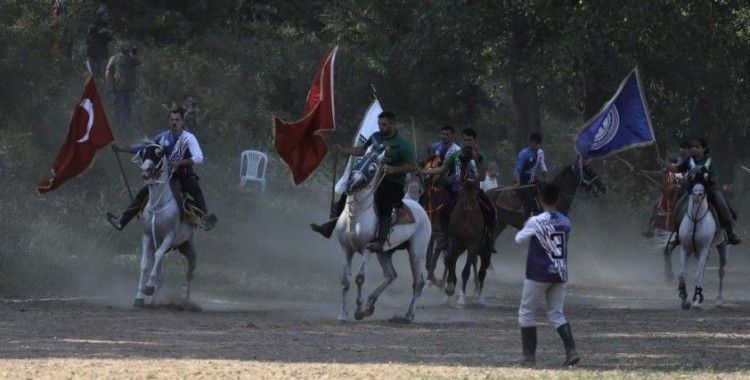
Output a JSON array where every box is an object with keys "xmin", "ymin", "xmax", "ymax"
[
  {"xmin": 329, "ymin": 149, "xmax": 338, "ymax": 217},
  {"xmin": 112, "ymin": 147, "xmax": 135, "ymax": 202},
  {"xmin": 410, "ymin": 116, "xmax": 419, "ymax": 164}
]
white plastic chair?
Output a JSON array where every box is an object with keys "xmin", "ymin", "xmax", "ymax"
[{"xmin": 240, "ymin": 150, "xmax": 268, "ymax": 195}]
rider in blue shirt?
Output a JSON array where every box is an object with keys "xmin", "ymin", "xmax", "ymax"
[
  {"xmin": 514, "ymin": 133, "xmax": 548, "ymax": 217},
  {"xmin": 106, "ymin": 106, "xmax": 217, "ymax": 231}
]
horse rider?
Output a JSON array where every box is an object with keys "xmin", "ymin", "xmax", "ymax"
[
  {"xmin": 421, "ymin": 128, "xmax": 497, "ymax": 254},
  {"xmin": 427, "ymin": 125, "xmax": 461, "ymax": 162},
  {"xmin": 642, "ymin": 139, "xmax": 691, "ymax": 237},
  {"xmin": 671, "ymin": 138, "xmax": 741, "ymax": 245},
  {"xmin": 514, "ymin": 132, "xmax": 548, "ymax": 217},
  {"xmin": 310, "ymin": 111, "xmax": 416, "ymax": 253},
  {"xmin": 106, "ymin": 106, "xmax": 218, "ymax": 231}
]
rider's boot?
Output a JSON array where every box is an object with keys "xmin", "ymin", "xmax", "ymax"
[
  {"xmin": 726, "ymin": 225, "xmax": 742, "ymax": 245},
  {"xmin": 557, "ymin": 323, "xmax": 581, "ymax": 367},
  {"xmin": 310, "ymin": 218, "xmax": 337, "ymax": 239},
  {"xmin": 366, "ymin": 216, "xmax": 391, "ymax": 253},
  {"xmin": 519, "ymin": 326, "xmax": 537, "ymax": 365},
  {"xmin": 671, "ymin": 222, "xmax": 681, "ymax": 246},
  {"xmin": 106, "ymin": 187, "xmax": 148, "ymax": 231}
]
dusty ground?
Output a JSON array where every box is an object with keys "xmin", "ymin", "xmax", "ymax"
[
  {"xmin": 3, "ymin": 200, "xmax": 750, "ymax": 379},
  {"xmin": 1, "ymin": 270, "xmax": 749, "ymax": 379}
]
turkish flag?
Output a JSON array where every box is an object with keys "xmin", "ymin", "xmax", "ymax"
[
  {"xmin": 37, "ymin": 78, "xmax": 114, "ymax": 193},
  {"xmin": 274, "ymin": 47, "xmax": 337, "ymax": 184}
]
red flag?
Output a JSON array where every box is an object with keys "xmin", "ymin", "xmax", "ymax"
[
  {"xmin": 274, "ymin": 47, "xmax": 337, "ymax": 184},
  {"xmin": 37, "ymin": 78, "xmax": 114, "ymax": 193}
]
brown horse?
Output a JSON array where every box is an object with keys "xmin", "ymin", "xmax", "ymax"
[
  {"xmin": 443, "ymin": 158, "xmax": 492, "ymax": 308},
  {"xmin": 487, "ymin": 162, "xmax": 604, "ymax": 244},
  {"xmin": 419, "ymin": 155, "xmax": 450, "ymax": 286}
]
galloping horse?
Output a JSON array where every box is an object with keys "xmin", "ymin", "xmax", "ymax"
[
  {"xmin": 419, "ymin": 155, "xmax": 451, "ymax": 286},
  {"xmin": 487, "ymin": 162, "xmax": 605, "ymax": 241},
  {"xmin": 676, "ymin": 176, "xmax": 728, "ymax": 310},
  {"xmin": 443, "ymin": 157, "xmax": 491, "ymax": 308},
  {"xmin": 334, "ymin": 147, "xmax": 432, "ymax": 322},
  {"xmin": 133, "ymin": 142, "xmax": 197, "ymax": 307}
]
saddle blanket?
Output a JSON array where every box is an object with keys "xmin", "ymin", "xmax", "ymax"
[{"xmin": 391, "ymin": 205, "xmax": 415, "ymax": 225}]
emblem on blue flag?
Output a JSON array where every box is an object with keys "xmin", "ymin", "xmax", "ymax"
[{"xmin": 575, "ymin": 68, "xmax": 655, "ymax": 162}]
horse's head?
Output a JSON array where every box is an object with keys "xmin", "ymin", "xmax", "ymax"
[
  {"xmin": 458, "ymin": 155, "xmax": 479, "ymax": 190},
  {"xmin": 688, "ymin": 165, "xmax": 712, "ymax": 188},
  {"xmin": 136, "ymin": 143, "xmax": 166, "ymax": 181},
  {"xmin": 346, "ymin": 146, "xmax": 385, "ymax": 193},
  {"xmin": 578, "ymin": 164, "xmax": 606, "ymax": 196}
]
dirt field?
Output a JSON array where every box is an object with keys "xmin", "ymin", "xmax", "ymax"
[
  {"xmin": 3, "ymin": 200, "xmax": 750, "ymax": 379},
  {"xmin": 2, "ymin": 269, "xmax": 749, "ymax": 379}
]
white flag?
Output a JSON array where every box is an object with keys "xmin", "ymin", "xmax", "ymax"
[{"xmin": 334, "ymin": 99, "xmax": 383, "ymax": 194}]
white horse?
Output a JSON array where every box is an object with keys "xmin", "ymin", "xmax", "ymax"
[
  {"xmin": 334, "ymin": 148, "xmax": 431, "ymax": 322},
  {"xmin": 676, "ymin": 182, "xmax": 728, "ymax": 310},
  {"xmin": 133, "ymin": 143, "xmax": 197, "ymax": 307}
]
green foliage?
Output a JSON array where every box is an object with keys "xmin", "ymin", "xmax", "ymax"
[{"xmin": 0, "ymin": 1, "xmax": 748, "ymax": 294}]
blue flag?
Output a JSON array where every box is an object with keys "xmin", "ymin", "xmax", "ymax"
[{"xmin": 575, "ymin": 68, "xmax": 655, "ymax": 162}]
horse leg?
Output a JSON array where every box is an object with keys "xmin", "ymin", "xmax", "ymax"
[
  {"xmin": 458, "ymin": 252, "xmax": 472, "ymax": 309},
  {"xmin": 134, "ymin": 235, "xmax": 152, "ymax": 307},
  {"xmin": 477, "ymin": 252, "xmax": 491, "ymax": 306},
  {"xmin": 664, "ymin": 239, "xmax": 675, "ymax": 283},
  {"xmin": 678, "ymin": 245, "xmax": 690, "ymax": 310},
  {"xmin": 353, "ymin": 250, "xmax": 372, "ymax": 320},
  {"xmin": 425, "ymin": 236, "xmax": 437, "ymax": 286},
  {"xmin": 470, "ymin": 254, "xmax": 480, "ymax": 296},
  {"xmin": 177, "ymin": 241, "xmax": 197, "ymax": 301},
  {"xmin": 145, "ymin": 234, "xmax": 175, "ymax": 297},
  {"xmin": 717, "ymin": 243, "xmax": 727, "ymax": 307},
  {"xmin": 362, "ymin": 252, "xmax": 397, "ymax": 319},
  {"xmin": 692, "ymin": 246, "xmax": 709, "ymax": 309},
  {"xmin": 338, "ymin": 250, "xmax": 354, "ymax": 321},
  {"xmin": 443, "ymin": 243, "xmax": 459, "ymax": 297},
  {"xmin": 405, "ymin": 242, "xmax": 427, "ymax": 322}
]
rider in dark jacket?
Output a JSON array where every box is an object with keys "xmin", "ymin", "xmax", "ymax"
[{"xmin": 672, "ymin": 138, "xmax": 740, "ymax": 245}]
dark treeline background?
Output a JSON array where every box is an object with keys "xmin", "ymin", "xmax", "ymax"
[{"xmin": 0, "ymin": 1, "xmax": 748, "ymax": 295}]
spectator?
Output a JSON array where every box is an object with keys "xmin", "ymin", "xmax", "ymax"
[
  {"xmin": 481, "ymin": 160, "xmax": 500, "ymax": 192},
  {"xmin": 181, "ymin": 95, "xmax": 199, "ymax": 130},
  {"xmin": 106, "ymin": 40, "xmax": 140, "ymax": 132},
  {"xmin": 85, "ymin": 4, "xmax": 113, "ymax": 78}
]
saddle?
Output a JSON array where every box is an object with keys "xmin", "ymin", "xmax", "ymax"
[{"xmin": 391, "ymin": 204, "xmax": 416, "ymax": 225}]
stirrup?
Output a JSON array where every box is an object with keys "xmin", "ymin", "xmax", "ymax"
[{"xmin": 202, "ymin": 213, "xmax": 217, "ymax": 231}]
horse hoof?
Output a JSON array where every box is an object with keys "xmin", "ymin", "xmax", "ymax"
[
  {"xmin": 133, "ymin": 298, "xmax": 145, "ymax": 308},
  {"xmin": 681, "ymin": 301, "xmax": 691, "ymax": 310},
  {"xmin": 441, "ymin": 295, "xmax": 450, "ymax": 306},
  {"xmin": 404, "ymin": 313, "xmax": 415, "ymax": 323},
  {"xmin": 144, "ymin": 286, "xmax": 155, "ymax": 296},
  {"xmin": 337, "ymin": 311, "xmax": 348, "ymax": 321},
  {"xmin": 354, "ymin": 310, "xmax": 366, "ymax": 320},
  {"xmin": 478, "ymin": 296, "xmax": 488, "ymax": 306},
  {"xmin": 716, "ymin": 298, "xmax": 725, "ymax": 308}
]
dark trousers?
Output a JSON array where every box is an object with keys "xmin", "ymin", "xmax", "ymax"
[
  {"xmin": 113, "ymin": 90, "xmax": 134, "ymax": 131},
  {"xmin": 375, "ymin": 180, "xmax": 405, "ymax": 218},
  {"xmin": 119, "ymin": 172, "xmax": 207, "ymax": 228}
]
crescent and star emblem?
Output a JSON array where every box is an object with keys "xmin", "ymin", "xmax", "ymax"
[{"xmin": 76, "ymin": 98, "xmax": 94, "ymax": 143}]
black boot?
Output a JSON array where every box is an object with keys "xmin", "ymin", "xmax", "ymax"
[
  {"xmin": 520, "ymin": 327, "xmax": 537, "ymax": 365},
  {"xmin": 310, "ymin": 218, "xmax": 337, "ymax": 239},
  {"xmin": 557, "ymin": 323, "xmax": 580, "ymax": 367},
  {"xmin": 106, "ymin": 212, "xmax": 124, "ymax": 231},
  {"xmin": 726, "ymin": 225, "xmax": 742, "ymax": 245},
  {"xmin": 366, "ymin": 216, "xmax": 391, "ymax": 253}
]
